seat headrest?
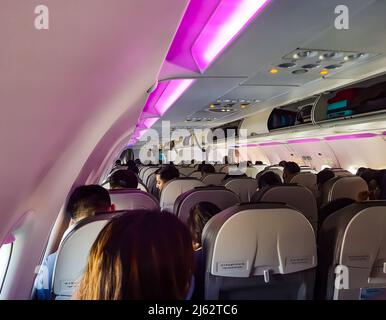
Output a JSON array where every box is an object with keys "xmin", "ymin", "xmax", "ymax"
[
  {"xmin": 53, "ymin": 213, "xmax": 116, "ymax": 297},
  {"xmin": 290, "ymin": 172, "xmax": 317, "ymax": 194},
  {"xmin": 223, "ymin": 177, "xmax": 258, "ymax": 202},
  {"xmin": 252, "ymin": 184, "xmax": 318, "ymax": 227},
  {"xmin": 322, "ymin": 176, "xmax": 368, "ymax": 205},
  {"xmin": 202, "ymin": 203, "xmax": 317, "ymax": 278},
  {"xmin": 109, "ymin": 189, "xmax": 159, "ymax": 211},
  {"xmin": 173, "ymin": 187, "xmax": 240, "ymax": 224},
  {"xmin": 160, "ymin": 178, "xmax": 205, "ymax": 212},
  {"xmin": 202, "ymin": 173, "xmax": 227, "ymax": 186}
]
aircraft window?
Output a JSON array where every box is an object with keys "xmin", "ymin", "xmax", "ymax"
[{"xmin": 0, "ymin": 242, "xmax": 13, "ymax": 293}]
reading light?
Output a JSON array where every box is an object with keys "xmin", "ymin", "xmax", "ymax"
[
  {"xmin": 320, "ymin": 69, "xmax": 329, "ymax": 76},
  {"xmin": 269, "ymin": 68, "xmax": 279, "ymax": 74}
]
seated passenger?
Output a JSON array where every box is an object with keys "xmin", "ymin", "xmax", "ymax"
[
  {"xmin": 196, "ymin": 161, "xmax": 206, "ymax": 172},
  {"xmin": 278, "ymin": 160, "xmax": 287, "ymax": 167},
  {"xmin": 34, "ymin": 185, "xmax": 114, "ymax": 300},
  {"xmin": 74, "ymin": 210, "xmax": 194, "ymax": 300},
  {"xmin": 109, "ymin": 169, "xmax": 138, "ymax": 189},
  {"xmin": 255, "ymin": 160, "xmax": 264, "ymax": 165},
  {"xmin": 258, "ymin": 171, "xmax": 282, "ymax": 189},
  {"xmin": 201, "ymin": 164, "xmax": 215, "ymax": 178},
  {"xmin": 187, "ymin": 202, "xmax": 221, "ymax": 300},
  {"xmin": 187, "ymin": 202, "xmax": 221, "ymax": 251},
  {"xmin": 282, "ymin": 161, "xmax": 300, "ymax": 183},
  {"xmin": 155, "ymin": 164, "xmax": 180, "ymax": 192},
  {"xmin": 356, "ymin": 167, "xmax": 367, "ymax": 176},
  {"xmin": 316, "ymin": 169, "xmax": 335, "ymax": 206},
  {"xmin": 126, "ymin": 160, "xmax": 139, "ymax": 175},
  {"xmin": 318, "ymin": 198, "xmax": 355, "ymax": 230}
]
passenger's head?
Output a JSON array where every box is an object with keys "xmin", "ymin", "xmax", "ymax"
[
  {"xmin": 201, "ymin": 164, "xmax": 215, "ymax": 177},
  {"xmin": 109, "ymin": 169, "xmax": 138, "ymax": 189},
  {"xmin": 187, "ymin": 202, "xmax": 221, "ymax": 250},
  {"xmin": 278, "ymin": 160, "xmax": 287, "ymax": 167},
  {"xmin": 155, "ymin": 165, "xmax": 180, "ymax": 191},
  {"xmin": 283, "ymin": 162, "xmax": 300, "ymax": 183},
  {"xmin": 114, "ymin": 159, "xmax": 122, "ymax": 166},
  {"xmin": 258, "ymin": 171, "xmax": 282, "ymax": 189},
  {"xmin": 75, "ymin": 211, "xmax": 194, "ymax": 300},
  {"xmin": 255, "ymin": 161, "xmax": 264, "ymax": 165},
  {"xmin": 223, "ymin": 156, "xmax": 229, "ymax": 165},
  {"xmin": 134, "ymin": 159, "xmax": 142, "ymax": 165},
  {"xmin": 126, "ymin": 160, "xmax": 139, "ymax": 175},
  {"xmin": 356, "ymin": 167, "xmax": 367, "ymax": 176},
  {"xmin": 316, "ymin": 169, "xmax": 335, "ymax": 190},
  {"xmin": 66, "ymin": 185, "xmax": 113, "ymax": 223}
]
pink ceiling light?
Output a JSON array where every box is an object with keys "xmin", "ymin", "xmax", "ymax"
[
  {"xmin": 324, "ymin": 133, "xmax": 377, "ymax": 141},
  {"xmin": 192, "ymin": 0, "xmax": 270, "ymax": 72},
  {"xmin": 259, "ymin": 142, "xmax": 283, "ymax": 146},
  {"xmin": 287, "ymin": 138, "xmax": 321, "ymax": 144},
  {"xmin": 154, "ymin": 79, "xmax": 195, "ymax": 116}
]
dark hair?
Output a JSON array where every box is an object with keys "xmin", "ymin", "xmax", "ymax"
[
  {"xmin": 283, "ymin": 161, "xmax": 300, "ymax": 175},
  {"xmin": 258, "ymin": 171, "xmax": 282, "ymax": 189},
  {"xmin": 156, "ymin": 164, "xmax": 180, "ymax": 183},
  {"xmin": 356, "ymin": 167, "xmax": 367, "ymax": 176},
  {"xmin": 318, "ymin": 198, "xmax": 355, "ymax": 228},
  {"xmin": 316, "ymin": 169, "xmax": 335, "ymax": 186},
  {"xmin": 201, "ymin": 164, "xmax": 215, "ymax": 175},
  {"xmin": 126, "ymin": 160, "xmax": 139, "ymax": 174},
  {"xmin": 187, "ymin": 202, "xmax": 221, "ymax": 246},
  {"xmin": 255, "ymin": 161, "xmax": 264, "ymax": 165},
  {"xmin": 66, "ymin": 185, "xmax": 111, "ymax": 221},
  {"xmin": 278, "ymin": 160, "xmax": 287, "ymax": 167},
  {"xmin": 134, "ymin": 159, "xmax": 142, "ymax": 165},
  {"xmin": 115, "ymin": 159, "xmax": 122, "ymax": 166},
  {"xmin": 75, "ymin": 211, "xmax": 194, "ymax": 300},
  {"xmin": 109, "ymin": 169, "xmax": 138, "ymax": 189}
]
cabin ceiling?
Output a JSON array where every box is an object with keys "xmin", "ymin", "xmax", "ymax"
[{"xmin": 154, "ymin": 0, "xmax": 386, "ymax": 132}]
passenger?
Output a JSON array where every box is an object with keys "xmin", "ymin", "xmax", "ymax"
[
  {"xmin": 109, "ymin": 169, "xmax": 138, "ymax": 189},
  {"xmin": 316, "ymin": 169, "xmax": 335, "ymax": 207},
  {"xmin": 196, "ymin": 161, "xmax": 206, "ymax": 172},
  {"xmin": 247, "ymin": 160, "xmax": 253, "ymax": 167},
  {"xmin": 74, "ymin": 211, "xmax": 194, "ymax": 300},
  {"xmin": 361, "ymin": 169, "xmax": 382, "ymax": 199},
  {"xmin": 258, "ymin": 171, "xmax": 282, "ymax": 189},
  {"xmin": 223, "ymin": 156, "xmax": 229, "ymax": 165},
  {"xmin": 278, "ymin": 160, "xmax": 287, "ymax": 167},
  {"xmin": 356, "ymin": 167, "xmax": 367, "ymax": 176},
  {"xmin": 187, "ymin": 202, "xmax": 221, "ymax": 251},
  {"xmin": 126, "ymin": 160, "xmax": 139, "ymax": 175},
  {"xmin": 155, "ymin": 164, "xmax": 180, "ymax": 192},
  {"xmin": 255, "ymin": 160, "xmax": 264, "ymax": 165},
  {"xmin": 318, "ymin": 198, "xmax": 355, "ymax": 230},
  {"xmin": 201, "ymin": 164, "xmax": 215, "ymax": 178},
  {"xmin": 134, "ymin": 159, "xmax": 142, "ymax": 165},
  {"xmin": 34, "ymin": 185, "xmax": 113, "ymax": 300},
  {"xmin": 187, "ymin": 202, "xmax": 221, "ymax": 300},
  {"xmin": 282, "ymin": 161, "xmax": 300, "ymax": 183},
  {"xmin": 114, "ymin": 159, "xmax": 122, "ymax": 167}
]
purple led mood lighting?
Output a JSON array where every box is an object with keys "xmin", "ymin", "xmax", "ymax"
[
  {"xmin": 131, "ymin": 0, "xmax": 271, "ymax": 144},
  {"xmin": 192, "ymin": 0, "xmax": 270, "ymax": 72},
  {"xmin": 324, "ymin": 133, "xmax": 377, "ymax": 141},
  {"xmin": 287, "ymin": 138, "xmax": 321, "ymax": 144}
]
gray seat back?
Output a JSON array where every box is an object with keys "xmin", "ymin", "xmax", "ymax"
[
  {"xmin": 246, "ymin": 165, "xmax": 267, "ymax": 178},
  {"xmin": 52, "ymin": 213, "xmax": 115, "ymax": 298},
  {"xmin": 174, "ymin": 186, "xmax": 240, "ymax": 224},
  {"xmin": 189, "ymin": 171, "xmax": 202, "ymax": 179},
  {"xmin": 318, "ymin": 201, "xmax": 386, "ymax": 300},
  {"xmin": 202, "ymin": 173, "xmax": 227, "ymax": 186},
  {"xmin": 290, "ymin": 172, "xmax": 317, "ymax": 195},
  {"xmin": 322, "ymin": 176, "xmax": 368, "ymax": 206},
  {"xmin": 223, "ymin": 178, "xmax": 258, "ymax": 202},
  {"xmin": 202, "ymin": 203, "xmax": 317, "ymax": 300},
  {"xmin": 252, "ymin": 184, "xmax": 318, "ymax": 230},
  {"xmin": 109, "ymin": 189, "xmax": 159, "ymax": 210},
  {"xmin": 178, "ymin": 167, "xmax": 196, "ymax": 177},
  {"xmin": 160, "ymin": 178, "xmax": 205, "ymax": 212},
  {"xmin": 142, "ymin": 167, "xmax": 159, "ymax": 186}
]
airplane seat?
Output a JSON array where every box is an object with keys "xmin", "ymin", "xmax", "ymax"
[
  {"xmin": 251, "ymin": 184, "xmax": 318, "ymax": 230},
  {"xmin": 102, "ymin": 181, "xmax": 148, "ymax": 193},
  {"xmin": 52, "ymin": 213, "xmax": 117, "ymax": 299},
  {"xmin": 179, "ymin": 166, "xmax": 197, "ymax": 177},
  {"xmin": 246, "ymin": 165, "xmax": 267, "ymax": 178},
  {"xmin": 257, "ymin": 168, "xmax": 284, "ymax": 181},
  {"xmin": 290, "ymin": 172, "xmax": 317, "ymax": 195},
  {"xmin": 213, "ymin": 164, "xmax": 224, "ymax": 172},
  {"xmin": 202, "ymin": 203, "xmax": 317, "ymax": 300},
  {"xmin": 138, "ymin": 166, "xmax": 150, "ymax": 180},
  {"xmin": 146, "ymin": 172, "xmax": 157, "ymax": 190},
  {"xmin": 223, "ymin": 177, "xmax": 258, "ymax": 202},
  {"xmin": 220, "ymin": 165, "xmax": 233, "ymax": 173},
  {"xmin": 317, "ymin": 201, "xmax": 386, "ymax": 300},
  {"xmin": 189, "ymin": 171, "xmax": 202, "ymax": 179},
  {"xmin": 202, "ymin": 173, "xmax": 227, "ymax": 186},
  {"xmin": 160, "ymin": 178, "xmax": 205, "ymax": 212},
  {"xmin": 321, "ymin": 176, "xmax": 368, "ymax": 206},
  {"xmin": 173, "ymin": 186, "xmax": 240, "ymax": 224},
  {"xmin": 331, "ymin": 168, "xmax": 353, "ymax": 177},
  {"xmin": 142, "ymin": 167, "xmax": 159, "ymax": 186},
  {"xmin": 109, "ymin": 189, "xmax": 159, "ymax": 210}
]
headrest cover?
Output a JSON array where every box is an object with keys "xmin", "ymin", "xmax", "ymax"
[{"xmin": 203, "ymin": 204, "xmax": 316, "ymax": 278}]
